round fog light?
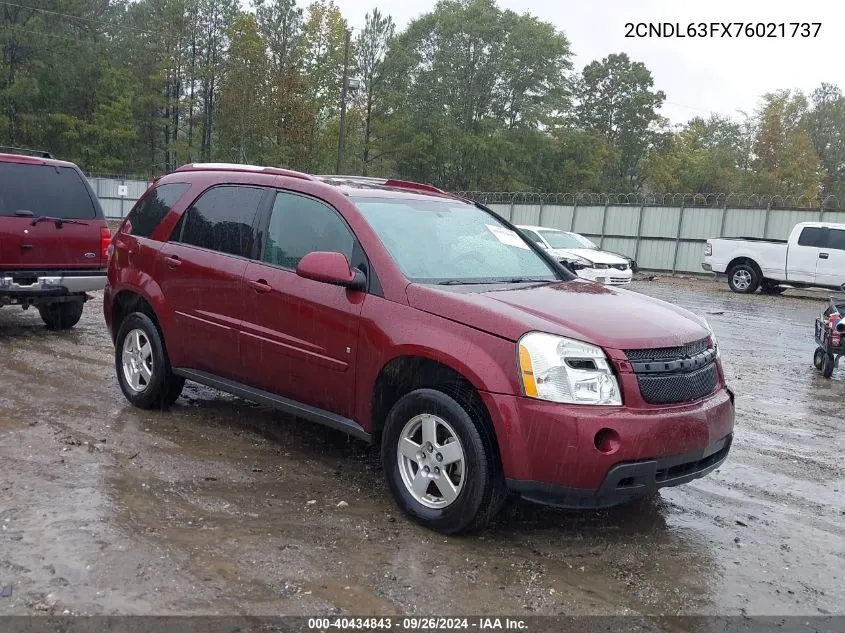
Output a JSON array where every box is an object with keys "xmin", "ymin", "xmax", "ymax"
[{"xmin": 594, "ymin": 428, "xmax": 621, "ymax": 455}]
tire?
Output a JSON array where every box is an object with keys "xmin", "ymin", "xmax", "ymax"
[
  {"xmin": 39, "ymin": 299, "xmax": 84, "ymax": 330},
  {"xmin": 813, "ymin": 347, "xmax": 826, "ymax": 371},
  {"xmin": 115, "ymin": 312, "xmax": 184, "ymax": 409},
  {"xmin": 728, "ymin": 263, "xmax": 760, "ymax": 294},
  {"xmin": 380, "ymin": 388, "xmax": 505, "ymax": 534},
  {"xmin": 822, "ymin": 353, "xmax": 835, "ymax": 379}
]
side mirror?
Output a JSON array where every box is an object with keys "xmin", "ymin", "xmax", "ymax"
[{"xmin": 296, "ymin": 251, "xmax": 366, "ymax": 291}]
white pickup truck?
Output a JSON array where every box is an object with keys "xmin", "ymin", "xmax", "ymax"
[{"xmin": 703, "ymin": 221, "xmax": 845, "ymax": 294}]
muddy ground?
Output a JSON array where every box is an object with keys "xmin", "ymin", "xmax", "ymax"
[{"xmin": 1, "ymin": 277, "xmax": 843, "ymax": 618}]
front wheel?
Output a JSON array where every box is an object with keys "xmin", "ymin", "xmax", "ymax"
[
  {"xmin": 814, "ymin": 347, "xmax": 826, "ymax": 370},
  {"xmin": 728, "ymin": 263, "xmax": 760, "ymax": 294},
  {"xmin": 115, "ymin": 312, "xmax": 184, "ymax": 409},
  {"xmin": 39, "ymin": 298, "xmax": 84, "ymax": 330},
  {"xmin": 822, "ymin": 352, "xmax": 836, "ymax": 378},
  {"xmin": 381, "ymin": 388, "xmax": 505, "ymax": 534}
]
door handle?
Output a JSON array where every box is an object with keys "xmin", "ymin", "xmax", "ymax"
[
  {"xmin": 20, "ymin": 244, "xmax": 33, "ymax": 250},
  {"xmin": 164, "ymin": 255, "xmax": 182, "ymax": 268},
  {"xmin": 247, "ymin": 279, "xmax": 272, "ymax": 293},
  {"xmin": 819, "ymin": 253, "xmax": 829, "ymax": 259}
]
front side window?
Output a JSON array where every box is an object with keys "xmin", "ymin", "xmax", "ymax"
[
  {"xmin": 352, "ymin": 197, "xmax": 561, "ymax": 283},
  {"xmin": 174, "ymin": 185, "xmax": 264, "ymax": 258},
  {"xmin": 826, "ymin": 228, "xmax": 845, "ymax": 251},
  {"xmin": 125, "ymin": 183, "xmax": 190, "ymax": 238},
  {"xmin": 263, "ymin": 192, "xmax": 355, "ymax": 270}
]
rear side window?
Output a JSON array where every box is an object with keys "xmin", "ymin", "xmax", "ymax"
[
  {"xmin": 125, "ymin": 183, "xmax": 190, "ymax": 238},
  {"xmin": 797, "ymin": 227, "xmax": 823, "ymax": 246},
  {"xmin": 172, "ymin": 185, "xmax": 264, "ymax": 258},
  {"xmin": 826, "ymin": 228, "xmax": 845, "ymax": 251},
  {"xmin": 0, "ymin": 162, "xmax": 97, "ymax": 219},
  {"xmin": 263, "ymin": 192, "xmax": 354, "ymax": 270}
]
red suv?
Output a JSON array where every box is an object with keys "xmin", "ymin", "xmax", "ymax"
[
  {"xmin": 1, "ymin": 147, "xmax": 111, "ymax": 329},
  {"xmin": 104, "ymin": 163, "xmax": 735, "ymax": 534}
]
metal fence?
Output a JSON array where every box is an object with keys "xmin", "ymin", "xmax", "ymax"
[{"xmin": 90, "ymin": 177, "xmax": 845, "ymax": 274}]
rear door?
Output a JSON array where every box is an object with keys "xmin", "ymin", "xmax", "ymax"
[
  {"xmin": 155, "ymin": 184, "xmax": 267, "ymax": 380},
  {"xmin": 240, "ymin": 190, "xmax": 366, "ymax": 417},
  {"xmin": 785, "ymin": 226, "xmax": 823, "ymax": 283},
  {"xmin": 815, "ymin": 227, "xmax": 845, "ymax": 289},
  {"xmin": 0, "ymin": 161, "xmax": 104, "ymax": 270}
]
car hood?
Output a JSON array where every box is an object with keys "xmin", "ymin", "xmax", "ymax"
[
  {"xmin": 549, "ymin": 248, "xmax": 629, "ymax": 265},
  {"xmin": 406, "ymin": 280, "xmax": 710, "ymax": 350}
]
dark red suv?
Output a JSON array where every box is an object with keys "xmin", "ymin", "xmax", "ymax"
[
  {"xmin": 1, "ymin": 148, "xmax": 111, "ymax": 329},
  {"xmin": 104, "ymin": 163, "xmax": 735, "ymax": 534}
]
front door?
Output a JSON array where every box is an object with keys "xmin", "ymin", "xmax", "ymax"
[
  {"xmin": 787, "ymin": 225, "xmax": 823, "ymax": 283},
  {"xmin": 240, "ymin": 190, "xmax": 366, "ymax": 418},
  {"xmin": 155, "ymin": 184, "xmax": 266, "ymax": 380},
  {"xmin": 816, "ymin": 227, "xmax": 845, "ymax": 289}
]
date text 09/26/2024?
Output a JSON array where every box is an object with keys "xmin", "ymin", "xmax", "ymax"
[
  {"xmin": 625, "ymin": 22, "xmax": 821, "ymax": 38},
  {"xmin": 307, "ymin": 618, "xmax": 527, "ymax": 631}
]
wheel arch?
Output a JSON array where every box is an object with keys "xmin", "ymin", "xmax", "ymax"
[{"xmin": 369, "ymin": 355, "xmax": 503, "ymax": 474}]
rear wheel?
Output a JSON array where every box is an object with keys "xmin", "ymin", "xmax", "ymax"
[
  {"xmin": 381, "ymin": 388, "xmax": 505, "ymax": 534},
  {"xmin": 38, "ymin": 298, "xmax": 84, "ymax": 330},
  {"xmin": 728, "ymin": 263, "xmax": 760, "ymax": 294},
  {"xmin": 115, "ymin": 312, "xmax": 184, "ymax": 409}
]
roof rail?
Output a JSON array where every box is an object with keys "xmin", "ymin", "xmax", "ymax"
[
  {"xmin": 0, "ymin": 145, "xmax": 53, "ymax": 159},
  {"xmin": 174, "ymin": 162, "xmax": 315, "ymax": 182},
  {"xmin": 383, "ymin": 179, "xmax": 448, "ymax": 195}
]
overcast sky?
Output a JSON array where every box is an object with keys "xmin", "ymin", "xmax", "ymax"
[{"xmin": 331, "ymin": 0, "xmax": 842, "ymax": 125}]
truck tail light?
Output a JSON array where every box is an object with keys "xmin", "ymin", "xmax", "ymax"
[
  {"xmin": 704, "ymin": 241, "xmax": 712, "ymax": 256},
  {"xmin": 101, "ymin": 226, "xmax": 112, "ymax": 263}
]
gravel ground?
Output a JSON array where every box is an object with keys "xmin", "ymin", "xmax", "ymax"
[{"xmin": 0, "ymin": 276, "xmax": 843, "ymax": 621}]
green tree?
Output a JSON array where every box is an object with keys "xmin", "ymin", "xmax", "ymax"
[
  {"xmin": 216, "ymin": 13, "xmax": 270, "ymax": 163},
  {"xmin": 645, "ymin": 115, "xmax": 748, "ymax": 194},
  {"xmin": 750, "ymin": 90, "xmax": 824, "ymax": 200},
  {"xmin": 355, "ymin": 8, "xmax": 394, "ymax": 175},
  {"xmin": 381, "ymin": 0, "xmax": 572, "ymax": 190},
  {"xmin": 575, "ymin": 52, "xmax": 666, "ymax": 191},
  {"xmin": 804, "ymin": 83, "xmax": 845, "ymax": 202}
]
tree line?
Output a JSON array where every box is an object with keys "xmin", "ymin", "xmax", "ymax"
[{"xmin": 2, "ymin": 0, "xmax": 844, "ymax": 204}]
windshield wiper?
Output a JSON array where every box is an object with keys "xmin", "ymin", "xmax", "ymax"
[
  {"xmin": 500, "ymin": 277, "xmax": 553, "ymax": 284},
  {"xmin": 30, "ymin": 216, "xmax": 88, "ymax": 227},
  {"xmin": 436, "ymin": 279, "xmax": 497, "ymax": 285},
  {"xmin": 436, "ymin": 277, "xmax": 553, "ymax": 286}
]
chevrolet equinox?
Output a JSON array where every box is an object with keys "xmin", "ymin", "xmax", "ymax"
[{"xmin": 104, "ymin": 163, "xmax": 735, "ymax": 534}]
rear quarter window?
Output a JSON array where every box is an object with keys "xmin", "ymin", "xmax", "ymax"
[
  {"xmin": 124, "ymin": 183, "xmax": 190, "ymax": 238},
  {"xmin": 0, "ymin": 162, "xmax": 98, "ymax": 219}
]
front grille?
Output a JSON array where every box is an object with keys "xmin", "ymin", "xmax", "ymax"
[
  {"xmin": 625, "ymin": 338, "xmax": 710, "ymax": 361},
  {"xmin": 635, "ymin": 364, "xmax": 718, "ymax": 404},
  {"xmin": 625, "ymin": 338, "xmax": 718, "ymax": 404}
]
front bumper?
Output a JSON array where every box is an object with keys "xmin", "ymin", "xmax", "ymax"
[
  {"xmin": 0, "ymin": 271, "xmax": 107, "ymax": 295},
  {"xmin": 576, "ymin": 267, "xmax": 633, "ymax": 286},
  {"xmin": 479, "ymin": 386, "xmax": 735, "ymax": 509},
  {"xmin": 508, "ymin": 433, "xmax": 732, "ymax": 509}
]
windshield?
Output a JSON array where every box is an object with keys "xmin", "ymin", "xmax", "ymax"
[
  {"xmin": 0, "ymin": 163, "xmax": 97, "ymax": 219},
  {"xmin": 352, "ymin": 197, "xmax": 561, "ymax": 283},
  {"xmin": 539, "ymin": 230, "xmax": 597, "ymax": 250}
]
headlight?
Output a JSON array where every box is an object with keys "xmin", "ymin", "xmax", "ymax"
[
  {"xmin": 517, "ymin": 332, "xmax": 622, "ymax": 406},
  {"xmin": 703, "ymin": 319, "xmax": 720, "ymax": 358},
  {"xmin": 592, "ymin": 263, "xmax": 609, "ymax": 270},
  {"xmin": 560, "ymin": 255, "xmax": 590, "ymax": 270}
]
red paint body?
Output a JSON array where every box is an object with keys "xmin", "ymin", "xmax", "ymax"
[{"xmin": 104, "ymin": 166, "xmax": 735, "ymax": 506}]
